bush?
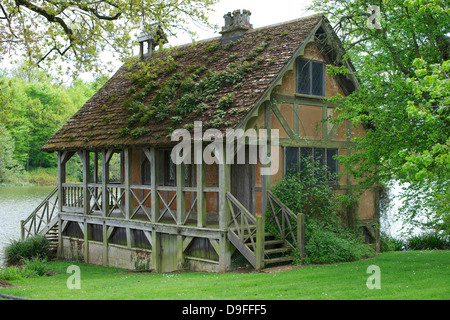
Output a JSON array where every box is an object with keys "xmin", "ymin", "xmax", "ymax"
[
  {"xmin": 4, "ymin": 235, "xmax": 51, "ymax": 266},
  {"xmin": 405, "ymin": 232, "xmax": 450, "ymax": 250},
  {"xmin": 0, "ymin": 258, "xmax": 50, "ymax": 280},
  {"xmin": 380, "ymin": 233, "xmax": 405, "ymax": 252},
  {"xmin": 268, "ymin": 158, "xmax": 374, "ymax": 265},
  {"xmin": 303, "ymin": 218, "xmax": 374, "ymax": 264}
]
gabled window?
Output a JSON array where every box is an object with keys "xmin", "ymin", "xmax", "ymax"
[
  {"xmin": 296, "ymin": 58, "xmax": 325, "ymax": 97},
  {"xmin": 285, "ymin": 147, "xmax": 338, "ymax": 182}
]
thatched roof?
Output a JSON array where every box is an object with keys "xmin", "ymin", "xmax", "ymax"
[{"xmin": 42, "ymin": 14, "xmax": 326, "ymax": 152}]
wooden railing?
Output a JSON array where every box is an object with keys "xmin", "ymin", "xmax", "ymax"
[
  {"xmin": 21, "ymin": 187, "xmax": 59, "ymax": 240},
  {"xmin": 62, "ymin": 183, "xmax": 84, "ymax": 209},
  {"xmin": 267, "ymin": 191, "xmax": 305, "ymax": 259},
  {"xmin": 226, "ymin": 192, "xmax": 264, "ymax": 269}
]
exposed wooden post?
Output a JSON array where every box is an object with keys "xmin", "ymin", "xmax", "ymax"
[
  {"xmin": 102, "ymin": 150, "xmax": 111, "ymax": 217},
  {"xmin": 176, "ymin": 162, "xmax": 185, "ymax": 269},
  {"xmin": 255, "ymin": 216, "xmax": 265, "ymax": 271},
  {"xmin": 197, "ymin": 146, "xmax": 207, "ymax": 228},
  {"xmin": 152, "ymin": 230, "xmax": 161, "ymax": 273},
  {"xmin": 81, "ymin": 151, "xmax": 90, "ymax": 216},
  {"xmin": 101, "ymin": 150, "xmax": 112, "ymax": 266},
  {"xmin": 297, "ymin": 213, "xmax": 305, "ymax": 260},
  {"xmin": 148, "ymin": 147, "xmax": 161, "ymax": 272},
  {"xmin": 57, "ymin": 151, "xmax": 68, "ymax": 259},
  {"xmin": 124, "ymin": 148, "xmax": 133, "ymax": 248},
  {"xmin": 218, "ymin": 145, "xmax": 232, "ymax": 272},
  {"xmin": 149, "ymin": 148, "xmax": 159, "ymax": 223},
  {"xmin": 80, "ymin": 150, "xmax": 90, "ymax": 263},
  {"xmin": 176, "ymin": 163, "xmax": 186, "ymax": 225}
]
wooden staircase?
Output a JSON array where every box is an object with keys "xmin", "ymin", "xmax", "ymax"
[
  {"xmin": 263, "ymin": 233, "xmax": 294, "ymax": 266},
  {"xmin": 21, "ymin": 187, "xmax": 59, "ymax": 252},
  {"xmin": 44, "ymin": 225, "xmax": 59, "ymax": 252},
  {"xmin": 226, "ymin": 192, "xmax": 303, "ymax": 270}
]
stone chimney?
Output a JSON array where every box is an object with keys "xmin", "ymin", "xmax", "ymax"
[
  {"xmin": 138, "ymin": 24, "xmax": 167, "ymax": 59},
  {"xmin": 220, "ymin": 9, "xmax": 253, "ymax": 44}
]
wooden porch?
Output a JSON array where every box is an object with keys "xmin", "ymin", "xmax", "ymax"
[{"xmin": 21, "ymin": 146, "xmax": 305, "ymax": 273}]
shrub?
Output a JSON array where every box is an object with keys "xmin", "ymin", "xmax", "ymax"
[
  {"xmin": 405, "ymin": 232, "xmax": 450, "ymax": 250},
  {"xmin": 268, "ymin": 158, "xmax": 374, "ymax": 265},
  {"xmin": 0, "ymin": 258, "xmax": 50, "ymax": 280},
  {"xmin": 4, "ymin": 235, "xmax": 51, "ymax": 266},
  {"xmin": 380, "ymin": 233, "xmax": 405, "ymax": 252}
]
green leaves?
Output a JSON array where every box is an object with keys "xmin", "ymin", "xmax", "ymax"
[
  {"xmin": 309, "ymin": 0, "xmax": 449, "ymax": 232},
  {"xmin": 0, "ymin": 0, "xmax": 219, "ymax": 78}
]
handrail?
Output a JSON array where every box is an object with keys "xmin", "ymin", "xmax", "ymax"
[
  {"xmin": 21, "ymin": 187, "xmax": 59, "ymax": 240},
  {"xmin": 226, "ymin": 191, "xmax": 263, "ymax": 269},
  {"xmin": 267, "ymin": 191, "xmax": 305, "ymax": 258},
  {"xmin": 22, "ymin": 187, "xmax": 58, "ymax": 225},
  {"xmin": 267, "ymin": 191, "xmax": 297, "ymax": 220},
  {"xmin": 226, "ymin": 192, "xmax": 256, "ymax": 224}
]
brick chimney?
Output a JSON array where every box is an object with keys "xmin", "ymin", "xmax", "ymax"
[{"xmin": 220, "ymin": 9, "xmax": 253, "ymax": 44}]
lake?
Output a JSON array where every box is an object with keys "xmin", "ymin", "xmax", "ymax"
[{"xmin": 0, "ymin": 185, "xmax": 55, "ymax": 267}]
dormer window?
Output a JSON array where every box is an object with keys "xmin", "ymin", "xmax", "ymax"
[{"xmin": 296, "ymin": 58, "xmax": 325, "ymax": 96}]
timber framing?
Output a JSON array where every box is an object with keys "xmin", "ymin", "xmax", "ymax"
[{"xmin": 26, "ymin": 13, "xmax": 381, "ymax": 273}]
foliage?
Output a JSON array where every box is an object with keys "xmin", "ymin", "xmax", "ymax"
[
  {"xmin": 309, "ymin": 0, "xmax": 450, "ymax": 232},
  {"xmin": 0, "ymin": 68, "xmax": 103, "ymax": 182},
  {"xmin": 120, "ymin": 43, "xmax": 266, "ymax": 137},
  {"xmin": 0, "ymin": 123, "xmax": 26, "ymax": 183},
  {"xmin": 405, "ymin": 232, "xmax": 450, "ymax": 250},
  {"xmin": 0, "ymin": 258, "xmax": 51, "ymax": 281},
  {"xmin": 4, "ymin": 235, "xmax": 51, "ymax": 266},
  {"xmin": 379, "ymin": 233, "xmax": 405, "ymax": 252},
  {"xmin": 268, "ymin": 158, "xmax": 373, "ymax": 265},
  {"xmin": 0, "ymin": 0, "xmax": 219, "ymax": 78}
]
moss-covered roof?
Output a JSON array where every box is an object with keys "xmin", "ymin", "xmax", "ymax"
[{"xmin": 42, "ymin": 14, "xmax": 324, "ymax": 152}]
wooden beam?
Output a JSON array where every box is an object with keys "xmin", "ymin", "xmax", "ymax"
[
  {"xmin": 57, "ymin": 151, "xmax": 66, "ymax": 259},
  {"xmin": 150, "ymin": 148, "xmax": 159, "ymax": 223},
  {"xmin": 102, "ymin": 150, "xmax": 110, "ymax": 218},
  {"xmin": 143, "ymin": 231, "xmax": 153, "ymax": 247},
  {"xmin": 81, "ymin": 151, "xmax": 90, "ymax": 216},
  {"xmin": 271, "ymin": 103, "xmax": 295, "ymax": 139},
  {"xmin": 124, "ymin": 148, "xmax": 133, "ymax": 248},
  {"xmin": 60, "ymin": 213, "xmax": 224, "ymax": 239},
  {"xmin": 176, "ymin": 162, "xmax": 186, "ymax": 269},
  {"xmin": 197, "ymin": 149, "xmax": 206, "ymax": 228},
  {"xmin": 218, "ymin": 147, "xmax": 232, "ymax": 272},
  {"xmin": 176, "ymin": 163, "xmax": 186, "ymax": 225}
]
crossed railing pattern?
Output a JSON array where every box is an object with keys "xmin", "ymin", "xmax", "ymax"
[
  {"xmin": 21, "ymin": 188, "xmax": 59, "ymax": 240},
  {"xmin": 267, "ymin": 191, "xmax": 305, "ymax": 257},
  {"xmin": 60, "ymin": 183, "xmax": 200, "ymax": 225},
  {"xmin": 227, "ymin": 192, "xmax": 258, "ymax": 253}
]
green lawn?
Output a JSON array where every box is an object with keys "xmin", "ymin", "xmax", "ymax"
[{"xmin": 1, "ymin": 250, "xmax": 449, "ymax": 300}]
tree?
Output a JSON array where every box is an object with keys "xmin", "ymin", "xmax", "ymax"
[
  {"xmin": 0, "ymin": 68, "xmax": 105, "ymax": 171},
  {"xmin": 0, "ymin": 123, "xmax": 25, "ymax": 182},
  {"xmin": 0, "ymin": 0, "xmax": 218, "ymax": 77},
  {"xmin": 308, "ymin": 0, "xmax": 449, "ymax": 233}
]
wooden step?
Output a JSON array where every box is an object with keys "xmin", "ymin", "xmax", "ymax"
[
  {"xmin": 264, "ymin": 255, "xmax": 294, "ymax": 265},
  {"xmin": 264, "ymin": 247, "xmax": 288, "ymax": 255}
]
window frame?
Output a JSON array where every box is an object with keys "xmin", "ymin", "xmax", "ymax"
[
  {"xmin": 296, "ymin": 58, "xmax": 326, "ymax": 97},
  {"xmin": 284, "ymin": 147, "xmax": 339, "ymax": 182}
]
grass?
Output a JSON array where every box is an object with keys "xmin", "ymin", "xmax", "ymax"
[{"xmin": 0, "ymin": 250, "xmax": 449, "ymax": 300}]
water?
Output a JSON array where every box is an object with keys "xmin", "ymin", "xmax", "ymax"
[{"xmin": 0, "ymin": 185, "xmax": 55, "ymax": 267}]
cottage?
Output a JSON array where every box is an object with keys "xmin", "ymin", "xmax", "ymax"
[{"xmin": 23, "ymin": 11, "xmax": 380, "ymax": 273}]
